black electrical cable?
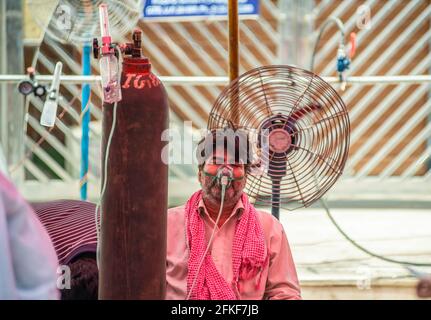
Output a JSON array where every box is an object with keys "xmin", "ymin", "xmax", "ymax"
[
  {"xmin": 320, "ymin": 198, "xmax": 431, "ymax": 267},
  {"xmin": 310, "ymin": 17, "xmax": 431, "ymax": 268}
]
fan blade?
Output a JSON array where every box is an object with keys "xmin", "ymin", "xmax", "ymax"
[{"xmin": 290, "ymin": 102, "xmax": 322, "ymax": 121}]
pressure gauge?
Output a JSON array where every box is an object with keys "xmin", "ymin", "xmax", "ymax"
[{"xmin": 17, "ymin": 80, "xmax": 34, "ymax": 95}]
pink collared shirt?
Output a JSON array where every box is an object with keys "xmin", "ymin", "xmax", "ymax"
[{"xmin": 166, "ymin": 197, "xmax": 301, "ymax": 300}]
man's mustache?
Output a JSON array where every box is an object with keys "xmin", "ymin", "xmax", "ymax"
[{"xmin": 209, "ymin": 177, "xmax": 244, "ymax": 190}]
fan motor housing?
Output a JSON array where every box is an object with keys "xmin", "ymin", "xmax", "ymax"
[
  {"xmin": 269, "ymin": 129, "xmax": 291, "ymax": 153},
  {"xmin": 259, "ymin": 114, "xmax": 298, "ymax": 156}
]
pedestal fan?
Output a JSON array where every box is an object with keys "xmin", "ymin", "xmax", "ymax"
[{"xmin": 208, "ymin": 65, "xmax": 350, "ymax": 217}]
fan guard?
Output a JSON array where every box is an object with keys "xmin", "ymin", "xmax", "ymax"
[
  {"xmin": 208, "ymin": 65, "xmax": 350, "ymax": 211},
  {"xmin": 27, "ymin": 0, "xmax": 142, "ymax": 44}
]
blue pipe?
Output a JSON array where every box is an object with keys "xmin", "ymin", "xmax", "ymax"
[{"xmin": 80, "ymin": 44, "xmax": 91, "ymax": 200}]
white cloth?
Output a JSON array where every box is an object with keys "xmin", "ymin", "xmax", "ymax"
[{"xmin": 0, "ymin": 173, "xmax": 59, "ymax": 299}]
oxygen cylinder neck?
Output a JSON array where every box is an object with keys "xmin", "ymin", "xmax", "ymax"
[
  {"xmin": 132, "ymin": 30, "xmax": 142, "ymax": 58},
  {"xmin": 122, "ymin": 57, "xmax": 151, "ymax": 74},
  {"xmin": 120, "ymin": 30, "xmax": 151, "ymax": 74}
]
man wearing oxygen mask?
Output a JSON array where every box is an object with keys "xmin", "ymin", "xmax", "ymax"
[{"xmin": 166, "ymin": 129, "xmax": 301, "ymax": 300}]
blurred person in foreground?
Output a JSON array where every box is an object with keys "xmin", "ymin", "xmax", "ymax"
[
  {"xmin": 417, "ymin": 277, "xmax": 431, "ymax": 298},
  {"xmin": 0, "ymin": 172, "xmax": 59, "ymax": 299},
  {"xmin": 30, "ymin": 200, "xmax": 99, "ymax": 300},
  {"xmin": 0, "ymin": 145, "xmax": 7, "ymax": 176},
  {"xmin": 166, "ymin": 129, "xmax": 301, "ymax": 300}
]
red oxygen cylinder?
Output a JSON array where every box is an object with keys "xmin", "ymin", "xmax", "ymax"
[{"xmin": 99, "ymin": 40, "xmax": 169, "ymax": 299}]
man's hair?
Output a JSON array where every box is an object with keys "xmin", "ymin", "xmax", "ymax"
[
  {"xmin": 60, "ymin": 253, "xmax": 98, "ymax": 300},
  {"xmin": 196, "ymin": 128, "xmax": 252, "ymax": 172}
]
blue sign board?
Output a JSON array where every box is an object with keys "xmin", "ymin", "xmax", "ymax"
[{"xmin": 143, "ymin": 0, "xmax": 259, "ymax": 20}]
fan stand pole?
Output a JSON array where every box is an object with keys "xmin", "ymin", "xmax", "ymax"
[
  {"xmin": 271, "ymin": 178, "xmax": 281, "ymax": 220},
  {"xmin": 228, "ymin": 0, "xmax": 240, "ymax": 125},
  {"xmin": 80, "ymin": 44, "xmax": 91, "ymax": 200}
]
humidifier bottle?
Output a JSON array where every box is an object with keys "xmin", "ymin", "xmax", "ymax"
[{"xmin": 99, "ymin": 3, "xmax": 121, "ymax": 104}]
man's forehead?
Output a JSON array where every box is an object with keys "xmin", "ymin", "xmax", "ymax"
[
  {"xmin": 205, "ymin": 149, "xmax": 244, "ymax": 165},
  {"xmin": 212, "ymin": 148, "xmax": 227, "ymax": 156}
]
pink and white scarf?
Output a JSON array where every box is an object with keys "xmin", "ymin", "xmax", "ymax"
[{"xmin": 185, "ymin": 190, "xmax": 268, "ymax": 300}]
